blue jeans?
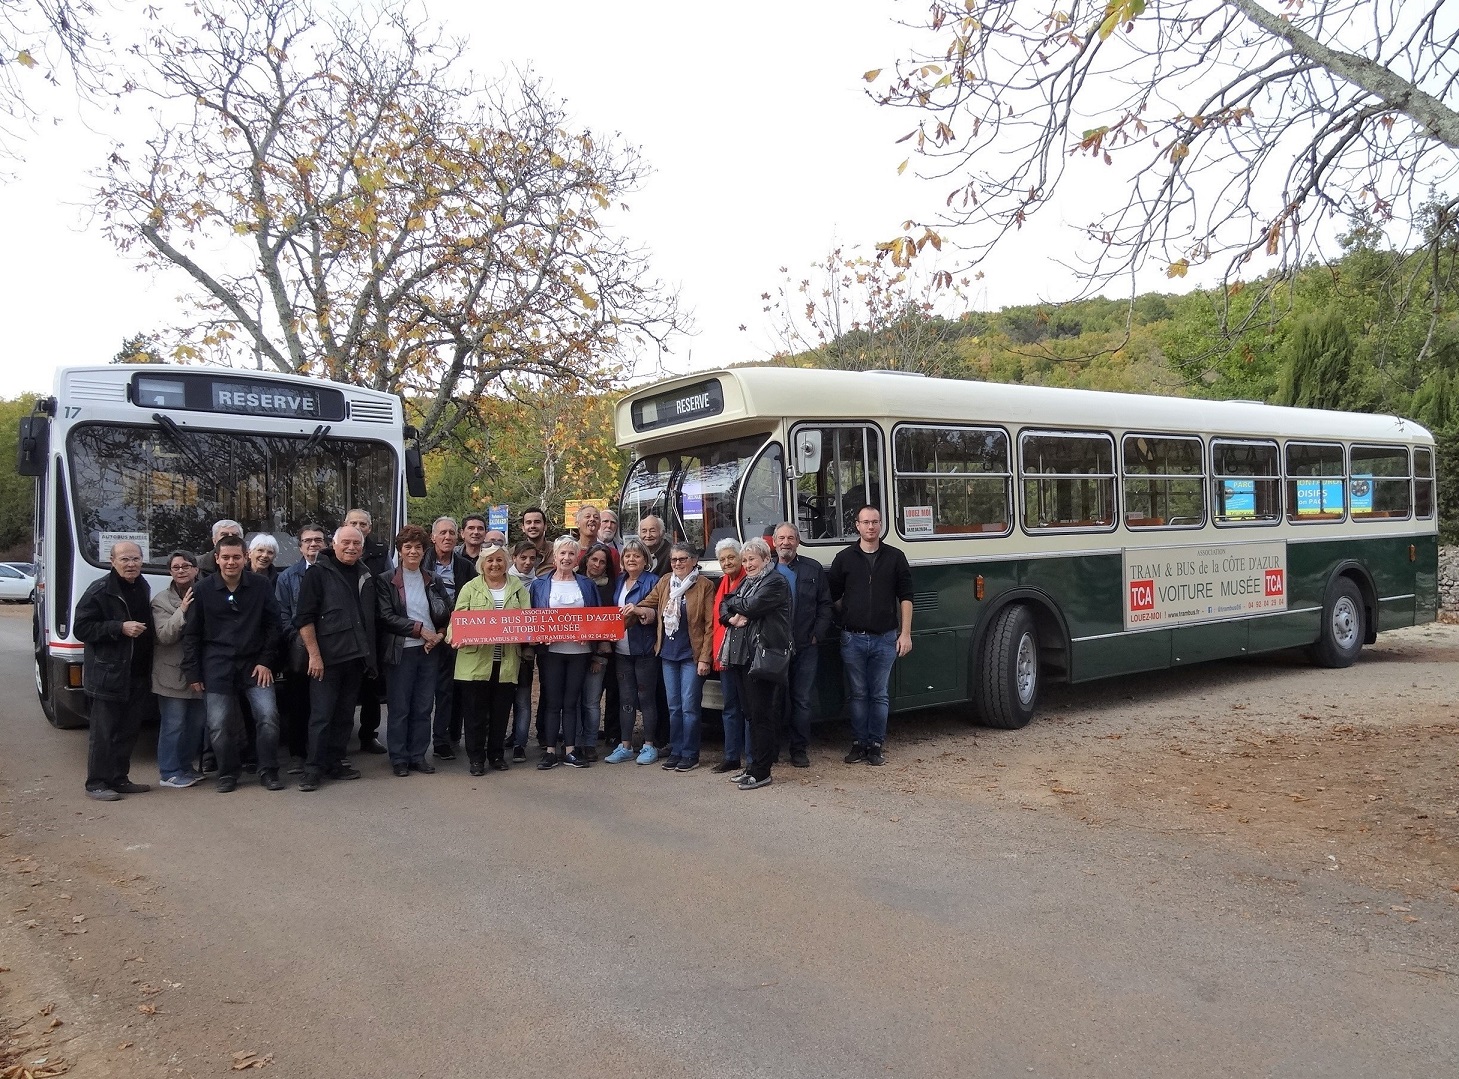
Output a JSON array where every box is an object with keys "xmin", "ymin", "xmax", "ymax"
[
  {"xmin": 386, "ymin": 646, "xmax": 437, "ymax": 765},
  {"xmin": 781, "ymin": 646, "xmax": 819, "ymax": 751},
  {"xmin": 615, "ymin": 654, "xmax": 659, "ymax": 746},
  {"xmin": 205, "ymin": 681, "xmax": 281, "ymax": 778},
  {"xmin": 840, "ymin": 630, "xmax": 897, "ymax": 747},
  {"xmin": 579, "ymin": 656, "xmax": 607, "ymax": 747},
  {"xmin": 719, "ymin": 667, "xmax": 751, "ymax": 763},
  {"xmin": 157, "ymin": 694, "xmax": 205, "ymax": 781},
  {"xmin": 512, "ymin": 654, "xmax": 534, "ymax": 750},
  {"xmin": 661, "ymin": 659, "xmax": 704, "ymax": 761}
]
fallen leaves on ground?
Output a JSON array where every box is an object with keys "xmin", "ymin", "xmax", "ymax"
[{"xmin": 230, "ymin": 1050, "xmax": 273, "ymax": 1070}]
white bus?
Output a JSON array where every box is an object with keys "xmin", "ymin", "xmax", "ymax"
[
  {"xmin": 16, "ymin": 365, "xmax": 424, "ymax": 729},
  {"xmin": 614, "ymin": 367, "xmax": 1438, "ymax": 727}
]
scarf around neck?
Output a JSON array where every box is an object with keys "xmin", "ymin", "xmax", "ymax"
[{"xmin": 663, "ymin": 568, "xmax": 699, "ymax": 638}]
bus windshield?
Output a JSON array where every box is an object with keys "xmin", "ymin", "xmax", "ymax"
[
  {"xmin": 619, "ymin": 434, "xmax": 785, "ymax": 554},
  {"xmin": 67, "ymin": 423, "xmax": 397, "ymax": 567}
]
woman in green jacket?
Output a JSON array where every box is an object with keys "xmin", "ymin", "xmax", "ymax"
[{"xmin": 449, "ymin": 544, "xmax": 532, "ymax": 775}]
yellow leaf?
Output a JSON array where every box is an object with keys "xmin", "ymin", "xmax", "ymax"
[
  {"xmin": 1165, "ymin": 259, "xmax": 1189, "ymax": 279},
  {"xmin": 16, "ymin": 49, "xmax": 37, "ymax": 69},
  {"xmin": 897, "ymin": 158, "xmax": 909, "ymax": 175},
  {"xmin": 863, "ymin": 68, "xmax": 882, "ymax": 82},
  {"xmin": 1170, "ymin": 142, "xmax": 1190, "ymax": 164}
]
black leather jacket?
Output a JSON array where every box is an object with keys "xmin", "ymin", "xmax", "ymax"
[
  {"xmin": 73, "ymin": 571, "xmax": 154, "ymax": 701},
  {"xmin": 375, "ymin": 567, "xmax": 451, "ymax": 668},
  {"xmin": 719, "ymin": 567, "xmax": 791, "ymax": 667}
]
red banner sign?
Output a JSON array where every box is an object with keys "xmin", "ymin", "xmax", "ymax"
[{"xmin": 450, "ymin": 607, "xmax": 625, "ymax": 646}]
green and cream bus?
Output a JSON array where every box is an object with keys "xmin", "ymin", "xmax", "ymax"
[{"xmin": 613, "ymin": 367, "xmax": 1437, "ymax": 727}]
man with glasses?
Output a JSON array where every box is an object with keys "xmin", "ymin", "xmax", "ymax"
[
  {"xmin": 276, "ymin": 524, "xmax": 326, "ymax": 767},
  {"xmin": 295, "ymin": 525, "xmax": 379, "ymax": 790},
  {"xmin": 183, "ymin": 534, "xmax": 285, "ymax": 792},
  {"xmin": 826, "ymin": 506, "xmax": 913, "ymax": 767},
  {"xmin": 344, "ymin": 508, "xmax": 390, "ymax": 754},
  {"xmin": 73, "ymin": 541, "xmax": 154, "ymax": 801}
]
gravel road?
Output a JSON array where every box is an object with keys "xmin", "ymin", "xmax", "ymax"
[{"xmin": 2, "ymin": 606, "xmax": 1456, "ymax": 1078}]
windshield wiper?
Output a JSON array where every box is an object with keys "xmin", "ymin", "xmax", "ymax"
[{"xmin": 151, "ymin": 413, "xmax": 224, "ymax": 491}]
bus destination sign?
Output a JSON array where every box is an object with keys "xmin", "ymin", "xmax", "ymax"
[
  {"xmin": 631, "ymin": 378, "xmax": 724, "ymax": 433},
  {"xmin": 131, "ymin": 372, "xmax": 347, "ymax": 422}
]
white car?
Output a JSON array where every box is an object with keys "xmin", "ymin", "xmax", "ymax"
[{"xmin": 0, "ymin": 563, "xmax": 36, "ymax": 602}]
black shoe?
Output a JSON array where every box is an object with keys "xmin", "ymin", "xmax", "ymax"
[
  {"xmin": 113, "ymin": 780, "xmax": 152, "ymax": 795},
  {"xmin": 216, "ymin": 775, "xmax": 238, "ymax": 793},
  {"xmin": 409, "ymin": 760, "xmax": 436, "ymax": 775},
  {"xmin": 490, "ymin": 759, "xmax": 509, "ymax": 772},
  {"xmin": 674, "ymin": 757, "xmax": 700, "ymax": 772},
  {"xmin": 434, "ymin": 743, "xmax": 456, "ymax": 761},
  {"xmin": 512, "ymin": 746, "xmax": 526, "ymax": 763},
  {"xmin": 298, "ymin": 769, "xmax": 322, "ymax": 792},
  {"xmin": 660, "ymin": 755, "xmax": 682, "ymax": 770},
  {"xmin": 469, "ymin": 760, "xmax": 486, "ymax": 776},
  {"xmin": 85, "ymin": 786, "xmax": 122, "ymax": 801},
  {"xmin": 711, "ymin": 760, "xmax": 741, "ymax": 774},
  {"xmin": 564, "ymin": 750, "xmax": 590, "ymax": 768},
  {"xmin": 790, "ymin": 749, "xmax": 810, "ymax": 769},
  {"xmin": 259, "ymin": 769, "xmax": 285, "ymax": 791},
  {"xmin": 392, "ymin": 763, "xmax": 410, "ymax": 777},
  {"xmin": 242, "ymin": 761, "xmax": 258, "ymax": 775},
  {"xmin": 328, "ymin": 763, "xmax": 362, "ymax": 781},
  {"xmin": 737, "ymin": 774, "xmax": 773, "ymax": 790},
  {"xmin": 844, "ymin": 742, "xmax": 866, "ymax": 764},
  {"xmin": 359, "ymin": 738, "xmax": 387, "ymax": 755},
  {"xmin": 865, "ymin": 743, "xmax": 886, "ymax": 766},
  {"xmin": 583, "ymin": 746, "xmax": 598, "ymax": 762},
  {"xmin": 200, "ymin": 753, "xmax": 218, "ymax": 775},
  {"xmin": 537, "ymin": 752, "xmax": 559, "ymax": 770}
]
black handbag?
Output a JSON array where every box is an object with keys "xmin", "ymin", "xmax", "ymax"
[{"xmin": 748, "ymin": 639, "xmax": 790, "ymax": 684}]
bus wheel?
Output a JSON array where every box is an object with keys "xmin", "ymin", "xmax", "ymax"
[
  {"xmin": 1309, "ymin": 577, "xmax": 1364, "ymax": 669},
  {"xmin": 975, "ymin": 604, "xmax": 1040, "ymax": 729}
]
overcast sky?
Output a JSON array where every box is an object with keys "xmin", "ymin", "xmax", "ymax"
[{"xmin": 0, "ymin": 0, "xmax": 1160, "ymax": 397}]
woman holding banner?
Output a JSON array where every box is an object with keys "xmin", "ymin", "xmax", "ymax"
[
  {"xmin": 449, "ymin": 543, "xmax": 531, "ymax": 776},
  {"xmin": 604, "ymin": 539, "xmax": 660, "ymax": 764},
  {"xmin": 527, "ymin": 537, "xmax": 607, "ymax": 770},
  {"xmin": 637, "ymin": 542, "xmax": 717, "ymax": 772}
]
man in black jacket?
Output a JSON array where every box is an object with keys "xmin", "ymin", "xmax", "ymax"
[
  {"xmin": 424, "ymin": 516, "xmax": 477, "ymax": 759},
  {"xmin": 773, "ymin": 522, "xmax": 833, "ymax": 767},
  {"xmin": 195, "ymin": 519, "xmax": 242, "ymax": 576},
  {"xmin": 826, "ymin": 506, "xmax": 913, "ymax": 767},
  {"xmin": 73, "ymin": 541, "xmax": 154, "ymax": 801},
  {"xmin": 343, "ymin": 508, "xmax": 391, "ymax": 753},
  {"xmin": 183, "ymin": 534, "xmax": 285, "ymax": 793},
  {"xmin": 295, "ymin": 525, "xmax": 378, "ymax": 791}
]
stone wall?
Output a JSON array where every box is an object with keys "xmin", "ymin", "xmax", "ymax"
[{"xmin": 1440, "ymin": 545, "xmax": 1459, "ymax": 615}]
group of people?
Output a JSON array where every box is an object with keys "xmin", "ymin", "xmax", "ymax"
[{"xmin": 73, "ymin": 502, "xmax": 914, "ymax": 799}]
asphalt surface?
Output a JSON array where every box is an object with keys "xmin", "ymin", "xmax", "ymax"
[{"xmin": 1, "ymin": 608, "xmax": 1456, "ymax": 1078}]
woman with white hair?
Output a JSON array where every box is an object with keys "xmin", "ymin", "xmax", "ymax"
[
  {"xmin": 710, "ymin": 538, "xmax": 748, "ymax": 773},
  {"xmin": 526, "ymin": 536, "xmax": 607, "ymax": 769},
  {"xmin": 718, "ymin": 537, "xmax": 791, "ymax": 790},
  {"xmin": 450, "ymin": 541, "xmax": 531, "ymax": 775},
  {"xmin": 247, "ymin": 534, "xmax": 281, "ymax": 585}
]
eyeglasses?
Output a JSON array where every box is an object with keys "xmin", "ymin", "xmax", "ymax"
[{"xmin": 670, "ymin": 556, "xmax": 692, "ymax": 564}]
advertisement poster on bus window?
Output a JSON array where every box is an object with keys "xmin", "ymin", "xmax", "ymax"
[
  {"xmin": 1220, "ymin": 479, "xmax": 1255, "ymax": 518},
  {"xmin": 1124, "ymin": 541, "xmax": 1286, "ymax": 630},
  {"xmin": 100, "ymin": 532, "xmax": 150, "ymax": 564},
  {"xmin": 903, "ymin": 505, "xmax": 934, "ymax": 536}
]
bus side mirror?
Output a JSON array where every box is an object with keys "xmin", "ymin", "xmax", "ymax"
[
  {"xmin": 16, "ymin": 415, "xmax": 48, "ymax": 478},
  {"xmin": 794, "ymin": 430, "xmax": 821, "ymax": 477},
  {"xmin": 405, "ymin": 446, "xmax": 428, "ymax": 498}
]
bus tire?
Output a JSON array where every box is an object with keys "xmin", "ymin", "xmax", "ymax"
[
  {"xmin": 975, "ymin": 604, "xmax": 1040, "ymax": 730},
  {"xmin": 1309, "ymin": 577, "xmax": 1364, "ymax": 669}
]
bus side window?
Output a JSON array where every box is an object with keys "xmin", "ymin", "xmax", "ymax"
[
  {"xmin": 1019, "ymin": 431, "xmax": 1116, "ymax": 531},
  {"xmin": 791, "ymin": 424, "xmax": 883, "ymax": 542},
  {"xmin": 1414, "ymin": 447, "xmax": 1434, "ymax": 519},
  {"xmin": 1286, "ymin": 441, "xmax": 1345, "ymax": 522}
]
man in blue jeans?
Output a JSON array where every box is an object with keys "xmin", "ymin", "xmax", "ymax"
[
  {"xmin": 826, "ymin": 506, "xmax": 913, "ymax": 766},
  {"xmin": 182, "ymin": 534, "xmax": 285, "ymax": 792}
]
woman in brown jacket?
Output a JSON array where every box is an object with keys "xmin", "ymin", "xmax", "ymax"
[{"xmin": 636, "ymin": 542, "xmax": 717, "ymax": 771}]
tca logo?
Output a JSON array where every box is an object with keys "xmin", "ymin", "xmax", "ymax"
[
  {"xmin": 1129, "ymin": 579, "xmax": 1155, "ymax": 611},
  {"xmin": 1264, "ymin": 569, "xmax": 1285, "ymax": 597}
]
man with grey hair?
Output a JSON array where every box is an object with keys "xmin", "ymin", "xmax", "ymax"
[
  {"xmin": 293, "ymin": 525, "xmax": 377, "ymax": 790},
  {"xmin": 197, "ymin": 519, "xmax": 243, "ymax": 576},
  {"xmin": 773, "ymin": 522, "xmax": 833, "ymax": 768},
  {"xmin": 73, "ymin": 541, "xmax": 154, "ymax": 800},
  {"xmin": 637, "ymin": 514, "xmax": 671, "ymax": 578},
  {"xmin": 599, "ymin": 509, "xmax": 622, "ymax": 552},
  {"xmin": 344, "ymin": 507, "xmax": 389, "ymax": 752}
]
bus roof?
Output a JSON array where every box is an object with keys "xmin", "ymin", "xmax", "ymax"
[{"xmin": 616, "ymin": 366, "xmax": 1433, "ymax": 446}]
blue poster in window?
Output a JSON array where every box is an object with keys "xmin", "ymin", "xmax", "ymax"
[
  {"xmin": 1222, "ymin": 479, "xmax": 1255, "ymax": 518},
  {"xmin": 1296, "ymin": 478, "xmax": 1344, "ymax": 516},
  {"xmin": 1349, "ymin": 475, "xmax": 1373, "ymax": 514}
]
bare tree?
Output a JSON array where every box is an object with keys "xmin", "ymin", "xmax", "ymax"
[
  {"xmin": 97, "ymin": 0, "xmax": 683, "ymax": 450},
  {"xmin": 870, "ymin": 0, "xmax": 1459, "ymax": 353},
  {"xmin": 0, "ymin": 0, "xmax": 106, "ymax": 148}
]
